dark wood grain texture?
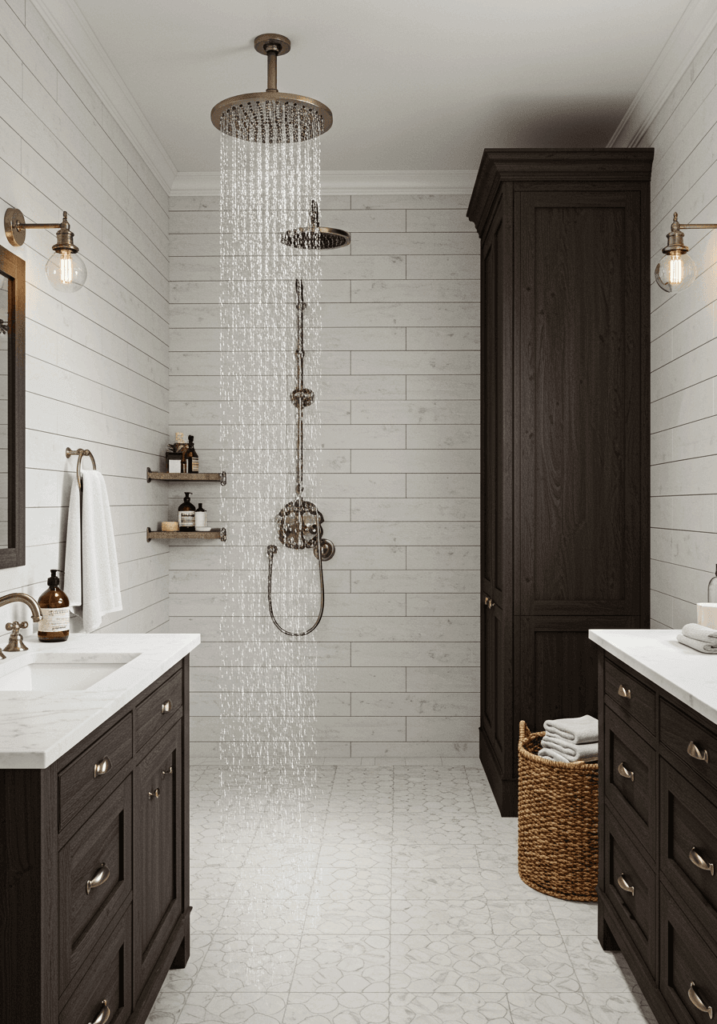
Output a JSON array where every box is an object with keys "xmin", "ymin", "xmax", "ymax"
[
  {"xmin": 0, "ymin": 243, "xmax": 25, "ymax": 569},
  {"xmin": 604, "ymin": 656, "xmax": 656, "ymax": 737},
  {"xmin": 58, "ymin": 713, "xmax": 133, "ymax": 832},
  {"xmin": 136, "ymin": 668, "xmax": 183, "ymax": 753},
  {"xmin": 470, "ymin": 150, "xmax": 652, "ymax": 815}
]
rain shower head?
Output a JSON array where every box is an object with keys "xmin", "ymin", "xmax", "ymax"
[
  {"xmin": 282, "ymin": 201, "xmax": 351, "ymax": 251},
  {"xmin": 211, "ymin": 34, "xmax": 333, "ymax": 142}
]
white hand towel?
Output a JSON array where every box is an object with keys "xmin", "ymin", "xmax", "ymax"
[
  {"xmin": 681, "ymin": 623, "xmax": 717, "ymax": 646},
  {"xmin": 678, "ymin": 634, "xmax": 717, "ymax": 655},
  {"xmin": 538, "ymin": 748, "xmax": 598, "ymax": 764},
  {"xmin": 64, "ymin": 469, "xmax": 122, "ymax": 633},
  {"xmin": 541, "ymin": 738, "xmax": 599, "ymax": 762},
  {"xmin": 543, "ymin": 714, "xmax": 599, "ymax": 745}
]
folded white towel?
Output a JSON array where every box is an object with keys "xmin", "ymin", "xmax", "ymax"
[
  {"xmin": 541, "ymin": 738, "xmax": 599, "ymax": 762},
  {"xmin": 682, "ymin": 623, "xmax": 717, "ymax": 646},
  {"xmin": 678, "ymin": 634, "xmax": 717, "ymax": 655},
  {"xmin": 64, "ymin": 469, "xmax": 122, "ymax": 633},
  {"xmin": 537, "ymin": 748, "xmax": 598, "ymax": 764},
  {"xmin": 543, "ymin": 714, "xmax": 599, "ymax": 745}
]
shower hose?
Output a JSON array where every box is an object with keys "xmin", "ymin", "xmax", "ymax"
[{"xmin": 266, "ymin": 537, "xmax": 326, "ymax": 637}]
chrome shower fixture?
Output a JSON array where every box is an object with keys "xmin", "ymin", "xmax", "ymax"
[
  {"xmin": 282, "ymin": 200, "xmax": 351, "ymax": 251},
  {"xmin": 267, "ymin": 279, "xmax": 334, "ymax": 637},
  {"xmin": 211, "ymin": 34, "xmax": 332, "ymax": 142}
]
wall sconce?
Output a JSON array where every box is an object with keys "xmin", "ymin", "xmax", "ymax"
[
  {"xmin": 4, "ymin": 207, "xmax": 87, "ymax": 293},
  {"xmin": 655, "ymin": 211, "xmax": 717, "ymax": 293}
]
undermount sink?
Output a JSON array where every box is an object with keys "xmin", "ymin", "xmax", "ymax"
[{"xmin": 0, "ymin": 651, "xmax": 140, "ymax": 692}]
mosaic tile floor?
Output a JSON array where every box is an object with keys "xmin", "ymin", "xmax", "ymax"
[{"xmin": 148, "ymin": 763, "xmax": 656, "ymax": 1024}]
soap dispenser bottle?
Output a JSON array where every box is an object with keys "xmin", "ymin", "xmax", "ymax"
[
  {"xmin": 709, "ymin": 565, "xmax": 717, "ymax": 603},
  {"xmin": 38, "ymin": 569, "xmax": 70, "ymax": 643},
  {"xmin": 178, "ymin": 492, "xmax": 195, "ymax": 532}
]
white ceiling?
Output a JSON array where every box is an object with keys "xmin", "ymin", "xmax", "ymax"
[{"xmin": 73, "ymin": 0, "xmax": 691, "ymax": 173}]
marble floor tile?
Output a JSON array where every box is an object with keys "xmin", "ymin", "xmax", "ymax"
[
  {"xmin": 193, "ymin": 934, "xmax": 300, "ymax": 993},
  {"xmin": 304, "ymin": 898, "xmax": 392, "ymax": 935},
  {"xmin": 179, "ymin": 992, "xmax": 288, "ymax": 1023},
  {"xmin": 390, "ymin": 898, "xmax": 492, "ymax": 936},
  {"xmin": 285, "ymin": 991, "xmax": 390, "ymax": 1023},
  {"xmin": 293, "ymin": 934, "xmax": 390, "ymax": 992},
  {"xmin": 389, "ymin": 991, "xmax": 511, "ymax": 1023}
]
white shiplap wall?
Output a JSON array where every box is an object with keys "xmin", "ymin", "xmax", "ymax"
[
  {"xmin": 168, "ymin": 192, "xmax": 481, "ymax": 762},
  {"xmin": 0, "ymin": 1, "xmax": 170, "ymax": 632},
  {"xmin": 637, "ymin": 22, "xmax": 717, "ymax": 628}
]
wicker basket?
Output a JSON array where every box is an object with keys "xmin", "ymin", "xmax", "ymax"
[{"xmin": 517, "ymin": 720, "xmax": 599, "ymax": 902}]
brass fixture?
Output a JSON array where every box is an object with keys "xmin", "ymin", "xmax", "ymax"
[
  {"xmin": 282, "ymin": 200, "xmax": 351, "ymax": 251},
  {"xmin": 162, "ymin": 766, "xmax": 173, "ymax": 776},
  {"xmin": 689, "ymin": 847, "xmax": 715, "ymax": 876},
  {"xmin": 93, "ymin": 757, "xmax": 112, "ymax": 778},
  {"xmin": 688, "ymin": 740, "xmax": 709, "ymax": 763},
  {"xmin": 88, "ymin": 1000, "xmax": 112, "ymax": 1024},
  {"xmin": 0, "ymin": 592, "xmax": 41, "ymax": 659},
  {"xmin": 688, "ymin": 982, "xmax": 713, "ymax": 1018},
  {"xmin": 211, "ymin": 33, "xmax": 332, "ymax": 142},
  {"xmin": 617, "ymin": 684, "xmax": 631, "ymax": 699},
  {"xmin": 66, "ymin": 447, "xmax": 97, "ymax": 490},
  {"xmin": 4, "ymin": 621, "xmax": 28, "ymax": 652},
  {"xmin": 86, "ymin": 863, "xmax": 111, "ymax": 895},
  {"xmin": 616, "ymin": 874, "xmax": 635, "ymax": 896},
  {"xmin": 655, "ymin": 211, "xmax": 717, "ymax": 293},
  {"xmin": 4, "ymin": 207, "xmax": 87, "ymax": 292},
  {"xmin": 617, "ymin": 762, "xmax": 635, "ymax": 782},
  {"xmin": 148, "ymin": 788, "xmax": 160, "ymax": 800}
]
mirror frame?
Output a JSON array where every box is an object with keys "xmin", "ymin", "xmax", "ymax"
[{"xmin": 0, "ymin": 244, "xmax": 25, "ymax": 569}]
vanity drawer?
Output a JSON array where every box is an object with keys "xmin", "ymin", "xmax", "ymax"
[
  {"xmin": 661, "ymin": 698, "xmax": 717, "ymax": 796},
  {"xmin": 604, "ymin": 657, "xmax": 655, "ymax": 736},
  {"xmin": 59, "ymin": 903, "xmax": 132, "ymax": 1024},
  {"xmin": 604, "ymin": 809, "xmax": 657, "ymax": 976},
  {"xmin": 58, "ymin": 714, "xmax": 133, "ymax": 832},
  {"xmin": 661, "ymin": 760, "xmax": 717, "ymax": 932},
  {"xmin": 136, "ymin": 667, "xmax": 183, "ymax": 752},
  {"xmin": 604, "ymin": 706, "xmax": 656, "ymax": 858},
  {"xmin": 58, "ymin": 775, "xmax": 132, "ymax": 994},
  {"xmin": 660, "ymin": 886, "xmax": 717, "ymax": 1024}
]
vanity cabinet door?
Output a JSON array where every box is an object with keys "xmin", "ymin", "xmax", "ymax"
[{"xmin": 133, "ymin": 720, "xmax": 182, "ymax": 996}]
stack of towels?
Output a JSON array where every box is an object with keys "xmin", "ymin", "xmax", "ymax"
[
  {"xmin": 538, "ymin": 714, "xmax": 599, "ymax": 763},
  {"xmin": 678, "ymin": 623, "xmax": 717, "ymax": 654}
]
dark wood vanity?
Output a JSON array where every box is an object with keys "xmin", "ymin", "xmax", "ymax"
[
  {"xmin": 0, "ymin": 658, "xmax": 190, "ymax": 1024},
  {"xmin": 597, "ymin": 644, "xmax": 717, "ymax": 1024}
]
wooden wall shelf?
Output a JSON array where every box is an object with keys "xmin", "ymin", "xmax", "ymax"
[
  {"xmin": 146, "ymin": 528, "xmax": 227, "ymax": 542},
  {"xmin": 147, "ymin": 469, "xmax": 227, "ymax": 485}
]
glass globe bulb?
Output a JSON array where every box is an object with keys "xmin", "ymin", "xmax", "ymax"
[
  {"xmin": 655, "ymin": 250, "xmax": 697, "ymax": 293},
  {"xmin": 45, "ymin": 249, "xmax": 87, "ymax": 293}
]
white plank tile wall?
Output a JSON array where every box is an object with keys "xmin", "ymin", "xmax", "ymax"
[
  {"xmin": 641, "ymin": 23, "xmax": 717, "ymax": 628},
  {"xmin": 168, "ymin": 192, "xmax": 481, "ymax": 761},
  {"xmin": 0, "ymin": 2, "xmax": 170, "ymax": 633}
]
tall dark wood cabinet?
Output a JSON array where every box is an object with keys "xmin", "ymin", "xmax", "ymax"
[{"xmin": 468, "ymin": 150, "xmax": 653, "ymax": 815}]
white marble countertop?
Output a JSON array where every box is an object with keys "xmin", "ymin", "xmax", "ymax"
[
  {"xmin": 0, "ymin": 633, "xmax": 200, "ymax": 769},
  {"xmin": 589, "ymin": 629, "xmax": 717, "ymax": 726}
]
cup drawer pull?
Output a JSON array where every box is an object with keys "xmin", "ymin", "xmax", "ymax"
[
  {"xmin": 617, "ymin": 762, "xmax": 635, "ymax": 782},
  {"xmin": 617, "ymin": 874, "xmax": 635, "ymax": 896},
  {"xmin": 617, "ymin": 683, "xmax": 632, "ymax": 699},
  {"xmin": 148, "ymin": 788, "xmax": 161, "ymax": 800},
  {"xmin": 93, "ymin": 757, "xmax": 112, "ymax": 779},
  {"xmin": 689, "ymin": 982, "xmax": 714, "ymax": 1018},
  {"xmin": 689, "ymin": 847, "xmax": 715, "ymax": 876},
  {"xmin": 88, "ymin": 1000, "xmax": 111, "ymax": 1024},
  {"xmin": 688, "ymin": 740, "xmax": 709, "ymax": 763},
  {"xmin": 161, "ymin": 700, "xmax": 172, "ymax": 714},
  {"xmin": 86, "ymin": 863, "xmax": 111, "ymax": 895},
  {"xmin": 162, "ymin": 766, "xmax": 173, "ymax": 776}
]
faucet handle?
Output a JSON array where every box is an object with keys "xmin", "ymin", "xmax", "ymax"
[{"xmin": 4, "ymin": 621, "xmax": 28, "ymax": 653}]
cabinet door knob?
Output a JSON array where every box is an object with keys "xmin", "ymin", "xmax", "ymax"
[
  {"xmin": 161, "ymin": 700, "xmax": 172, "ymax": 714},
  {"xmin": 688, "ymin": 982, "xmax": 714, "ymax": 1018},
  {"xmin": 93, "ymin": 757, "xmax": 112, "ymax": 779},
  {"xmin": 148, "ymin": 788, "xmax": 161, "ymax": 800},
  {"xmin": 688, "ymin": 740, "xmax": 709, "ymax": 763},
  {"xmin": 162, "ymin": 766, "xmax": 173, "ymax": 776},
  {"xmin": 689, "ymin": 847, "xmax": 715, "ymax": 876},
  {"xmin": 86, "ymin": 863, "xmax": 111, "ymax": 895},
  {"xmin": 88, "ymin": 1000, "xmax": 111, "ymax": 1024},
  {"xmin": 617, "ymin": 874, "xmax": 635, "ymax": 896},
  {"xmin": 484, "ymin": 596, "xmax": 489, "ymax": 606},
  {"xmin": 617, "ymin": 684, "xmax": 631, "ymax": 699},
  {"xmin": 617, "ymin": 762, "xmax": 635, "ymax": 782}
]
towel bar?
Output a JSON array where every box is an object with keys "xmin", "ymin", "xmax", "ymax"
[{"xmin": 66, "ymin": 447, "xmax": 96, "ymax": 490}]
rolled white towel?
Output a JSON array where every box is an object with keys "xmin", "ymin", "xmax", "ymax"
[
  {"xmin": 678, "ymin": 634, "xmax": 717, "ymax": 655},
  {"xmin": 543, "ymin": 714, "xmax": 599, "ymax": 745},
  {"xmin": 541, "ymin": 738, "xmax": 599, "ymax": 762},
  {"xmin": 682, "ymin": 623, "xmax": 717, "ymax": 646}
]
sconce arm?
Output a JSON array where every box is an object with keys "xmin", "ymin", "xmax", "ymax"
[{"xmin": 677, "ymin": 222, "xmax": 717, "ymax": 230}]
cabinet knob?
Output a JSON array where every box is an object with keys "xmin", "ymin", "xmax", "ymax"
[
  {"xmin": 162, "ymin": 766, "xmax": 173, "ymax": 776},
  {"xmin": 617, "ymin": 684, "xmax": 631, "ymax": 699},
  {"xmin": 161, "ymin": 700, "xmax": 172, "ymax": 714},
  {"xmin": 688, "ymin": 982, "xmax": 714, "ymax": 1018},
  {"xmin": 93, "ymin": 757, "xmax": 112, "ymax": 779},
  {"xmin": 689, "ymin": 847, "xmax": 715, "ymax": 876},
  {"xmin": 617, "ymin": 762, "xmax": 635, "ymax": 782},
  {"xmin": 86, "ymin": 863, "xmax": 111, "ymax": 895},
  {"xmin": 617, "ymin": 874, "xmax": 635, "ymax": 896},
  {"xmin": 88, "ymin": 1000, "xmax": 111, "ymax": 1024},
  {"xmin": 688, "ymin": 740, "xmax": 709, "ymax": 763},
  {"xmin": 148, "ymin": 788, "xmax": 161, "ymax": 800}
]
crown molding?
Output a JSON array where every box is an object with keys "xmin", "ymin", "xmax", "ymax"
[
  {"xmin": 171, "ymin": 169, "xmax": 477, "ymax": 196},
  {"xmin": 608, "ymin": 0, "xmax": 717, "ymax": 148},
  {"xmin": 31, "ymin": 0, "xmax": 177, "ymax": 194}
]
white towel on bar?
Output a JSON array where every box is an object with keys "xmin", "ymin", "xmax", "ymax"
[
  {"xmin": 543, "ymin": 714, "xmax": 599, "ymax": 745},
  {"xmin": 64, "ymin": 468, "xmax": 122, "ymax": 633},
  {"xmin": 678, "ymin": 634, "xmax": 717, "ymax": 655},
  {"xmin": 541, "ymin": 737, "xmax": 599, "ymax": 762},
  {"xmin": 681, "ymin": 623, "xmax": 717, "ymax": 646}
]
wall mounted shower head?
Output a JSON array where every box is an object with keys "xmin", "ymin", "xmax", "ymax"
[
  {"xmin": 211, "ymin": 34, "xmax": 333, "ymax": 142},
  {"xmin": 282, "ymin": 201, "xmax": 351, "ymax": 251}
]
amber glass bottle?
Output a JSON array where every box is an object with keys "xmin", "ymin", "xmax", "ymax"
[
  {"xmin": 38, "ymin": 569, "xmax": 70, "ymax": 643},
  {"xmin": 185, "ymin": 435, "xmax": 199, "ymax": 474}
]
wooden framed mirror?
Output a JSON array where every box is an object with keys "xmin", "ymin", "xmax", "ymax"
[{"xmin": 0, "ymin": 244, "xmax": 25, "ymax": 568}]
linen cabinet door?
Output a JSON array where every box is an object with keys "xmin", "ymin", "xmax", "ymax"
[
  {"xmin": 481, "ymin": 599, "xmax": 510, "ymax": 777},
  {"xmin": 133, "ymin": 720, "xmax": 183, "ymax": 996}
]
